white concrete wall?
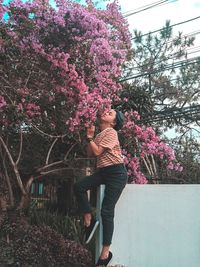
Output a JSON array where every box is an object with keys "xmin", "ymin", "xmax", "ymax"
[{"xmin": 96, "ymin": 184, "xmax": 200, "ymax": 267}]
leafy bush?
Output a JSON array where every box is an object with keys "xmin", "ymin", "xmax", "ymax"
[
  {"xmin": 28, "ymin": 204, "xmax": 84, "ymax": 244},
  {"xmin": 0, "ymin": 216, "xmax": 92, "ymax": 267}
]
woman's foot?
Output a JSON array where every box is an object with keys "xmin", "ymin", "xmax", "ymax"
[{"xmin": 95, "ymin": 251, "xmax": 112, "ymax": 267}]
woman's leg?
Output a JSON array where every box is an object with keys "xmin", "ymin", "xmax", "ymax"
[
  {"xmin": 100, "ymin": 183, "xmax": 125, "ymax": 258},
  {"xmin": 100, "ymin": 171, "xmax": 127, "ymax": 259},
  {"xmin": 95, "ymin": 168, "xmax": 127, "ymax": 266},
  {"xmin": 73, "ymin": 171, "xmax": 102, "ymax": 225}
]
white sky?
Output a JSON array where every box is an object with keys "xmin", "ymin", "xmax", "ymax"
[
  {"xmin": 118, "ymin": 0, "xmax": 200, "ymax": 57},
  {"xmin": 119, "ymin": 0, "xmax": 200, "ymax": 35}
]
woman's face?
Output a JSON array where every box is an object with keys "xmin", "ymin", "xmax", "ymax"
[{"xmin": 100, "ymin": 109, "xmax": 116, "ymax": 125}]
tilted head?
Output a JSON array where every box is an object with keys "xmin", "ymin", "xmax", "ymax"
[{"xmin": 100, "ymin": 109, "xmax": 124, "ymax": 131}]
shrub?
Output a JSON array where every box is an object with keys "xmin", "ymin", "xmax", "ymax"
[
  {"xmin": 0, "ymin": 216, "xmax": 92, "ymax": 267},
  {"xmin": 28, "ymin": 208, "xmax": 84, "ymax": 244}
]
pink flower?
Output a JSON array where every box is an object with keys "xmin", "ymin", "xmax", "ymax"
[{"xmin": 0, "ymin": 96, "xmax": 7, "ymax": 109}]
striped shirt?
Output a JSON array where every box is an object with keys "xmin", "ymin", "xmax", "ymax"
[{"xmin": 94, "ymin": 127, "xmax": 124, "ymax": 168}]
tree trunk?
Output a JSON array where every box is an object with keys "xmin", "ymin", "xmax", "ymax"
[{"xmin": 17, "ymin": 193, "xmax": 30, "ymax": 210}]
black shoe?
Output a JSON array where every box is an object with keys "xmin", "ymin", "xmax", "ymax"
[
  {"xmin": 84, "ymin": 218, "xmax": 99, "ymax": 244},
  {"xmin": 95, "ymin": 251, "xmax": 113, "ymax": 267}
]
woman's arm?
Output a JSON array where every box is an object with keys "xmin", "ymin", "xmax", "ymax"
[
  {"xmin": 86, "ymin": 125, "xmax": 105, "ymax": 157},
  {"xmin": 87, "ymin": 140, "xmax": 105, "ymax": 157}
]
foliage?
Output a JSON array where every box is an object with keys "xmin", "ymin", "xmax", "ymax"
[
  {"xmin": 116, "ymin": 21, "xmax": 200, "ymax": 183},
  {"xmin": 0, "ymin": 215, "xmax": 92, "ymax": 267},
  {"xmin": 121, "ymin": 21, "xmax": 200, "ymax": 130},
  {"xmin": 0, "ymin": 0, "xmax": 131, "ymax": 131},
  {"xmin": 0, "ymin": 0, "xmax": 132, "ymax": 210},
  {"xmin": 167, "ymin": 136, "xmax": 200, "ymax": 183},
  {"xmin": 28, "ymin": 207, "xmax": 84, "ymax": 243},
  {"xmin": 121, "ymin": 111, "xmax": 182, "ymax": 183}
]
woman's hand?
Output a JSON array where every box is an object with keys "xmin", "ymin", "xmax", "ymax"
[{"xmin": 86, "ymin": 126, "xmax": 95, "ymax": 139}]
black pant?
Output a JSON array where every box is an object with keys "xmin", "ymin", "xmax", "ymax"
[{"xmin": 73, "ymin": 163, "xmax": 128, "ymax": 245}]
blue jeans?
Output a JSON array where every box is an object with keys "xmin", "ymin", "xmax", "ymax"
[{"xmin": 74, "ymin": 163, "xmax": 128, "ymax": 245}]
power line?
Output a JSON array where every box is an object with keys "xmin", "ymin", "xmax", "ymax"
[
  {"xmin": 187, "ymin": 49, "xmax": 200, "ymax": 56},
  {"xmin": 123, "ymin": 0, "xmax": 167, "ymax": 15},
  {"xmin": 121, "ymin": 58, "xmax": 199, "ymax": 81},
  {"xmin": 123, "ymin": 0, "xmax": 172, "ymax": 17},
  {"xmin": 122, "ymin": 28, "xmax": 200, "ymax": 76},
  {"xmin": 131, "ymin": 29, "xmax": 200, "ymax": 52},
  {"xmin": 121, "ymin": 75, "xmax": 199, "ymax": 88},
  {"xmin": 120, "ymin": 56, "xmax": 200, "ymax": 82},
  {"xmin": 141, "ymin": 105, "xmax": 200, "ymax": 123},
  {"xmin": 164, "ymin": 29, "xmax": 200, "ymax": 46},
  {"xmin": 127, "ymin": 29, "xmax": 200, "ymax": 73},
  {"xmin": 122, "ymin": 46, "xmax": 200, "ymax": 76},
  {"xmin": 131, "ymin": 16, "xmax": 200, "ymax": 40},
  {"xmin": 122, "ymin": 45, "xmax": 200, "ymax": 75}
]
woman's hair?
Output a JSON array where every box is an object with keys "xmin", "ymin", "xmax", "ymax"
[{"xmin": 114, "ymin": 110, "xmax": 124, "ymax": 131}]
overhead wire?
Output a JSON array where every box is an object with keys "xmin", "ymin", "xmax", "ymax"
[
  {"xmin": 122, "ymin": 44, "xmax": 200, "ymax": 76},
  {"xmin": 123, "ymin": 0, "xmax": 172, "ymax": 17},
  {"xmin": 122, "ymin": 27, "xmax": 200, "ymax": 77},
  {"xmin": 122, "ymin": 58, "xmax": 199, "ymax": 81},
  {"xmin": 120, "ymin": 56, "xmax": 200, "ymax": 82},
  {"xmin": 122, "ymin": 0, "xmax": 167, "ymax": 15},
  {"xmin": 131, "ymin": 29, "xmax": 200, "ymax": 51},
  {"xmin": 140, "ymin": 105, "xmax": 200, "ymax": 123},
  {"xmin": 131, "ymin": 16, "xmax": 200, "ymax": 40}
]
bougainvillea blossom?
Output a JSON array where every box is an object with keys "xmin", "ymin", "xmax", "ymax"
[
  {"xmin": 0, "ymin": 0, "xmax": 182, "ymax": 186},
  {"xmin": 122, "ymin": 110, "xmax": 182, "ymax": 183}
]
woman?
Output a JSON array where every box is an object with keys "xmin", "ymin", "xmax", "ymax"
[{"xmin": 74, "ymin": 109, "xmax": 128, "ymax": 267}]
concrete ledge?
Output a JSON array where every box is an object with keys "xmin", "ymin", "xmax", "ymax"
[{"xmin": 96, "ymin": 184, "xmax": 200, "ymax": 267}]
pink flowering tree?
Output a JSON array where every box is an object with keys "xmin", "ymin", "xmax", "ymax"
[
  {"xmin": 0, "ymin": 0, "xmax": 181, "ymax": 211},
  {"xmin": 0, "ymin": 0, "xmax": 132, "ymax": 209}
]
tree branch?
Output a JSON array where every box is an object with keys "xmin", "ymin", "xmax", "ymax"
[
  {"xmin": 0, "ymin": 143, "xmax": 14, "ymax": 207},
  {"xmin": 46, "ymin": 138, "xmax": 58, "ymax": 165},
  {"xmin": 34, "ymin": 167, "xmax": 84, "ymax": 180},
  {"xmin": 0, "ymin": 136, "xmax": 26, "ymax": 195},
  {"xmin": 25, "ymin": 175, "xmax": 34, "ymax": 192},
  {"xmin": 31, "ymin": 123, "xmax": 67, "ymax": 139},
  {"xmin": 151, "ymin": 154, "xmax": 158, "ymax": 180},
  {"xmin": 2, "ymin": 157, "xmax": 14, "ymax": 207},
  {"xmin": 36, "ymin": 160, "xmax": 63, "ymax": 173},
  {"xmin": 16, "ymin": 129, "xmax": 23, "ymax": 165},
  {"xmin": 64, "ymin": 141, "xmax": 78, "ymax": 161},
  {"xmin": 142, "ymin": 156, "xmax": 152, "ymax": 176},
  {"xmin": 145, "ymin": 154, "xmax": 154, "ymax": 177}
]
